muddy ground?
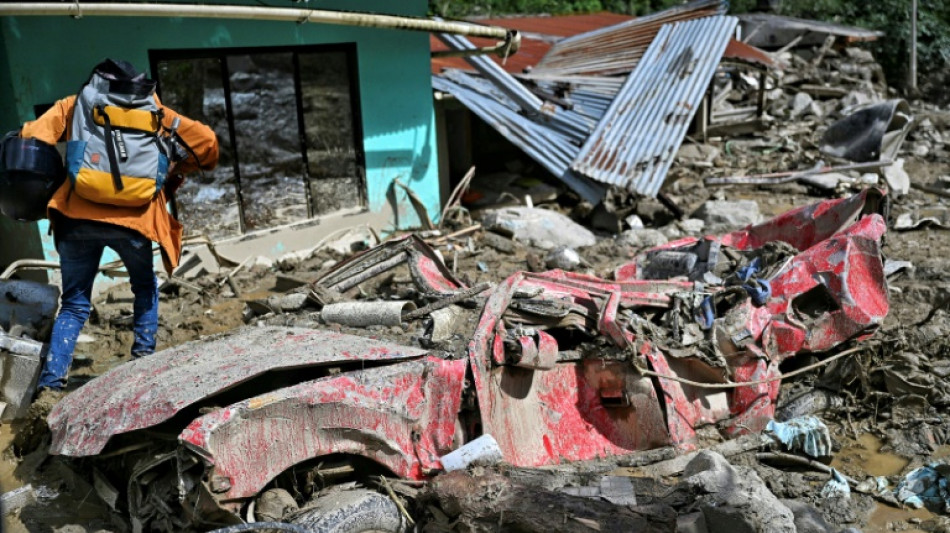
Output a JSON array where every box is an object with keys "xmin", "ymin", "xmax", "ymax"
[{"xmin": 4, "ymin": 48, "xmax": 950, "ymax": 532}]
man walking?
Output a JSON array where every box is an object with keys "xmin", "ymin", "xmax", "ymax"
[{"xmin": 18, "ymin": 58, "xmax": 219, "ymax": 395}]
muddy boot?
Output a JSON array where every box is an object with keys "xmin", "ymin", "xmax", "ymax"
[
  {"xmin": 12, "ymin": 389, "xmax": 65, "ymax": 455},
  {"xmin": 33, "ymin": 387, "xmax": 66, "ymax": 410}
]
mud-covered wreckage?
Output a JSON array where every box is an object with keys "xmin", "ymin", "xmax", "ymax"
[{"xmin": 47, "ymin": 189, "xmax": 889, "ymax": 530}]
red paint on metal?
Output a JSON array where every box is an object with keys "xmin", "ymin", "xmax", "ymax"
[
  {"xmin": 182, "ymin": 356, "xmax": 467, "ymax": 500},
  {"xmin": 48, "ymin": 191, "xmax": 889, "ymax": 518},
  {"xmin": 723, "ymin": 38, "xmax": 777, "ymax": 68},
  {"xmin": 430, "ymin": 13, "xmax": 635, "ymax": 74},
  {"xmin": 49, "ymin": 327, "xmax": 428, "ymax": 456}
]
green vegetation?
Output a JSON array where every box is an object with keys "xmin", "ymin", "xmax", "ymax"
[
  {"xmin": 771, "ymin": 0, "xmax": 950, "ymax": 90},
  {"xmin": 429, "ymin": 0, "xmax": 950, "ymax": 91}
]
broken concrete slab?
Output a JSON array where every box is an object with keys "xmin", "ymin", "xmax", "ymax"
[
  {"xmin": 694, "ymin": 200, "xmax": 762, "ymax": 231},
  {"xmin": 682, "ymin": 451, "xmax": 796, "ymax": 533},
  {"xmin": 617, "ymin": 229, "xmax": 668, "ymax": 250},
  {"xmin": 0, "ymin": 332, "xmax": 45, "ymax": 421},
  {"xmin": 1, "ymin": 484, "xmax": 36, "ymax": 516},
  {"xmin": 790, "ymin": 91, "xmax": 821, "ymax": 119},
  {"xmin": 481, "ymin": 207, "xmax": 596, "ymax": 250}
]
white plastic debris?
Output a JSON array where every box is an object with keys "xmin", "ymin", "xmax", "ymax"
[{"xmin": 440, "ymin": 434, "xmax": 503, "ymax": 472}]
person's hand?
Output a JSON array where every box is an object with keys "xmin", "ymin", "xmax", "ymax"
[{"xmin": 166, "ymin": 173, "xmax": 185, "ymax": 195}]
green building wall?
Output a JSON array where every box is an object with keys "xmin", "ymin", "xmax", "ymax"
[{"xmin": 0, "ymin": 0, "xmax": 439, "ymax": 273}]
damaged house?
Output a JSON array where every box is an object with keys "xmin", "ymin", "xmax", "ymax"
[{"xmin": 0, "ymin": 0, "xmax": 518, "ymax": 282}]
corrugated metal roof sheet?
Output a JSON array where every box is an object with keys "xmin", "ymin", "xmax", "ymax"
[
  {"xmin": 532, "ymin": 0, "xmax": 727, "ymax": 77},
  {"xmin": 433, "ymin": 71, "xmax": 606, "ymax": 203},
  {"xmin": 431, "ymin": 13, "xmax": 634, "ymax": 74},
  {"xmin": 571, "ymin": 16, "xmax": 738, "ymax": 197}
]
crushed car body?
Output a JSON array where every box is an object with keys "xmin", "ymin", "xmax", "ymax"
[{"xmin": 47, "ymin": 189, "xmax": 889, "ymax": 529}]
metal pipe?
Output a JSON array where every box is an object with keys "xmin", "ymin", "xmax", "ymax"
[{"xmin": 0, "ymin": 2, "xmax": 520, "ymax": 56}]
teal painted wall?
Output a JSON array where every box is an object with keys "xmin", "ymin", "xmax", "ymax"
[{"xmin": 0, "ymin": 0, "xmax": 439, "ymax": 271}]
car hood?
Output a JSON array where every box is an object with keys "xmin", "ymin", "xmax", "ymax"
[{"xmin": 48, "ymin": 326, "xmax": 427, "ymax": 456}]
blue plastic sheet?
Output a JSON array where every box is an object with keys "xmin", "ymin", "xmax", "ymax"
[
  {"xmin": 895, "ymin": 464, "xmax": 950, "ymax": 511},
  {"xmin": 821, "ymin": 468, "xmax": 851, "ymax": 499},
  {"xmin": 765, "ymin": 416, "xmax": 832, "ymax": 458}
]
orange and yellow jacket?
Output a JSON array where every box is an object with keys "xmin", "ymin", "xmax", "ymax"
[{"xmin": 21, "ymin": 95, "xmax": 219, "ymax": 272}]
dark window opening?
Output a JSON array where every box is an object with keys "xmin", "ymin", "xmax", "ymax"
[{"xmin": 150, "ymin": 44, "xmax": 366, "ymax": 239}]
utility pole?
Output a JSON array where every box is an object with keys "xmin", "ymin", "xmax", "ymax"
[{"xmin": 910, "ymin": 0, "xmax": 918, "ymax": 91}]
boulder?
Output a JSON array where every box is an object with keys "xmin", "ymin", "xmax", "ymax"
[{"xmin": 681, "ymin": 451, "xmax": 796, "ymax": 533}]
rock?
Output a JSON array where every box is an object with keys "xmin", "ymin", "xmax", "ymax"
[
  {"xmin": 625, "ymin": 214, "xmax": 645, "ymax": 230},
  {"xmin": 481, "ymin": 207, "xmax": 596, "ymax": 250},
  {"xmin": 781, "ymin": 500, "xmax": 834, "ymax": 533},
  {"xmin": 1, "ymin": 484, "xmax": 36, "ymax": 515},
  {"xmin": 277, "ymin": 293, "xmax": 310, "ymax": 313},
  {"xmin": 694, "ymin": 200, "xmax": 762, "ymax": 232},
  {"xmin": 678, "ymin": 218, "xmax": 706, "ymax": 235},
  {"xmin": 252, "ymin": 255, "xmax": 274, "ymax": 270},
  {"xmin": 681, "ymin": 451, "xmax": 796, "ymax": 533},
  {"xmin": 790, "ymin": 92, "xmax": 815, "ymax": 119},
  {"xmin": 840, "ymin": 91, "xmax": 871, "ymax": 110},
  {"xmin": 545, "ymin": 247, "xmax": 583, "ymax": 270},
  {"xmin": 677, "ymin": 512, "xmax": 709, "ymax": 533},
  {"xmin": 913, "ymin": 143, "xmax": 931, "ymax": 158},
  {"xmin": 678, "ymin": 144, "xmax": 720, "ymax": 164},
  {"xmin": 617, "ymin": 229, "xmax": 668, "ymax": 249},
  {"xmin": 882, "ymin": 158, "xmax": 910, "ymax": 196},
  {"xmin": 844, "ymin": 47, "xmax": 875, "ymax": 63}
]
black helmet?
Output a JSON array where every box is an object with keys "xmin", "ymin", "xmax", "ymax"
[{"xmin": 0, "ymin": 132, "xmax": 65, "ymax": 222}]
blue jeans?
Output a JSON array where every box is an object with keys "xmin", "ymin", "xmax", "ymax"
[{"xmin": 37, "ymin": 235, "xmax": 158, "ymax": 390}]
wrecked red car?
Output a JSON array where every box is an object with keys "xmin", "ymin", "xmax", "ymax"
[{"xmin": 47, "ymin": 189, "xmax": 888, "ymax": 531}]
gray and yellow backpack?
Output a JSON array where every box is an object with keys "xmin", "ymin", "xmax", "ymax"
[{"xmin": 66, "ymin": 59, "xmax": 177, "ymax": 207}]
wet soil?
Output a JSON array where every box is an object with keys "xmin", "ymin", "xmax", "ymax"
[{"xmin": 5, "ymin": 58, "xmax": 950, "ymax": 533}]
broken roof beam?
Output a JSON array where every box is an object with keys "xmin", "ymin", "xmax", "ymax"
[
  {"xmin": 571, "ymin": 16, "xmax": 739, "ymax": 198},
  {"xmin": 532, "ymin": 0, "xmax": 728, "ymax": 77}
]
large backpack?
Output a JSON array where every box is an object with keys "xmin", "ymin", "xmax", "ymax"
[{"xmin": 66, "ymin": 60, "xmax": 174, "ymax": 207}]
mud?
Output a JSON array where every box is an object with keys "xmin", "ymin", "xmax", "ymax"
[{"xmin": 5, "ymin": 39, "xmax": 950, "ymax": 533}]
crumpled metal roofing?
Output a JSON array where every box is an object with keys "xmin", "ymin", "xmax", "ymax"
[
  {"xmin": 532, "ymin": 0, "xmax": 727, "ymax": 77},
  {"xmin": 433, "ymin": 71, "xmax": 606, "ymax": 203},
  {"xmin": 571, "ymin": 16, "xmax": 738, "ymax": 197}
]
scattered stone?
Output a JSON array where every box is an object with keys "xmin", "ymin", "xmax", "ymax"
[
  {"xmin": 481, "ymin": 207, "xmax": 596, "ymax": 250},
  {"xmin": 694, "ymin": 200, "xmax": 762, "ymax": 232},
  {"xmin": 545, "ymin": 247, "xmax": 583, "ymax": 270},
  {"xmin": 882, "ymin": 158, "xmax": 910, "ymax": 196},
  {"xmin": 678, "ymin": 218, "xmax": 706, "ymax": 234},
  {"xmin": 681, "ymin": 451, "xmax": 796, "ymax": 533},
  {"xmin": 782, "ymin": 500, "xmax": 835, "ymax": 533},
  {"xmin": 276, "ymin": 293, "xmax": 310, "ymax": 313},
  {"xmin": 677, "ymin": 512, "xmax": 709, "ymax": 533},
  {"xmin": 252, "ymin": 255, "xmax": 275, "ymax": 270},
  {"xmin": 625, "ymin": 214, "xmax": 645, "ymax": 230},
  {"xmin": 790, "ymin": 92, "xmax": 818, "ymax": 119},
  {"xmin": 1, "ymin": 484, "xmax": 36, "ymax": 515},
  {"xmin": 481, "ymin": 231, "xmax": 519, "ymax": 254},
  {"xmin": 617, "ymin": 229, "xmax": 668, "ymax": 249}
]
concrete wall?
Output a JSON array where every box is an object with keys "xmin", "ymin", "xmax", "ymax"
[{"xmin": 0, "ymin": 0, "xmax": 439, "ymax": 279}]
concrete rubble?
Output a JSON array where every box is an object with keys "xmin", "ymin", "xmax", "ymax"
[{"xmin": 3, "ymin": 7, "xmax": 950, "ymax": 533}]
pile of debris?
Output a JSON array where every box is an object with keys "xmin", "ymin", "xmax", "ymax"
[{"xmin": 6, "ymin": 4, "xmax": 950, "ymax": 533}]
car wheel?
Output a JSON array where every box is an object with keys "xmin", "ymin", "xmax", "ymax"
[{"xmin": 289, "ymin": 488, "xmax": 407, "ymax": 533}]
